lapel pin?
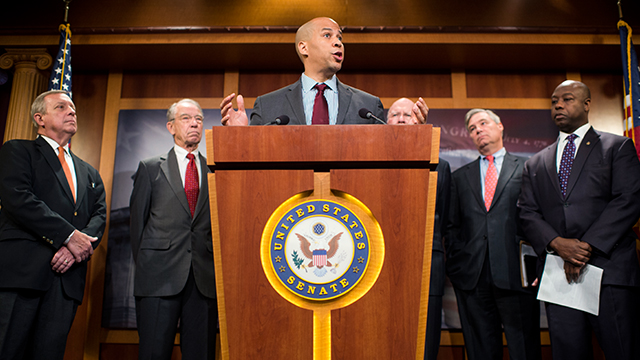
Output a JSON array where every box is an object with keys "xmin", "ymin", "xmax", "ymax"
[{"xmin": 586, "ymin": 141, "xmax": 591, "ymax": 145}]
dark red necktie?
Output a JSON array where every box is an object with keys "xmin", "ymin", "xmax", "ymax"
[
  {"xmin": 185, "ymin": 153, "xmax": 199, "ymax": 217},
  {"xmin": 312, "ymin": 83, "xmax": 329, "ymax": 125}
]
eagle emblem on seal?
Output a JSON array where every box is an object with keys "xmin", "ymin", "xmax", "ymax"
[{"xmin": 295, "ymin": 232, "xmax": 343, "ymax": 269}]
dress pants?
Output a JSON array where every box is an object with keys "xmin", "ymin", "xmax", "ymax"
[
  {"xmin": 546, "ymin": 285, "xmax": 640, "ymax": 360},
  {"xmin": 454, "ymin": 257, "xmax": 541, "ymax": 360},
  {"xmin": 136, "ymin": 268, "xmax": 217, "ymax": 360},
  {"xmin": 0, "ymin": 276, "xmax": 78, "ymax": 360}
]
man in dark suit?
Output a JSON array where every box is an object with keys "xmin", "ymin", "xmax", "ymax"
[
  {"xmin": 518, "ymin": 80, "xmax": 640, "ymax": 360},
  {"xmin": 446, "ymin": 109, "xmax": 540, "ymax": 360},
  {"xmin": 387, "ymin": 97, "xmax": 450, "ymax": 360},
  {"xmin": 130, "ymin": 99, "xmax": 217, "ymax": 360},
  {"xmin": 220, "ymin": 17, "xmax": 428, "ymax": 126},
  {"xmin": 0, "ymin": 90, "xmax": 107, "ymax": 359}
]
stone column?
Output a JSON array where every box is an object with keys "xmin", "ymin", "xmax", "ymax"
[{"xmin": 0, "ymin": 48, "xmax": 52, "ymax": 142}]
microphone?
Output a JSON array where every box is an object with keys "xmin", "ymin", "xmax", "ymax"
[
  {"xmin": 359, "ymin": 108, "xmax": 386, "ymax": 125},
  {"xmin": 266, "ymin": 115, "xmax": 290, "ymax": 126}
]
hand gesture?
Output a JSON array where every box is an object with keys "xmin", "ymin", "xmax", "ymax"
[{"xmin": 220, "ymin": 93, "xmax": 249, "ymax": 126}]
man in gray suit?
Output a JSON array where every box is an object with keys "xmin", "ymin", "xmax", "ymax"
[
  {"xmin": 130, "ymin": 99, "xmax": 217, "ymax": 360},
  {"xmin": 220, "ymin": 17, "xmax": 407, "ymax": 126},
  {"xmin": 446, "ymin": 109, "xmax": 540, "ymax": 360}
]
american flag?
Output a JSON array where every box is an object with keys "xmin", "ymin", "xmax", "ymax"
[
  {"xmin": 312, "ymin": 249, "xmax": 327, "ymax": 267},
  {"xmin": 48, "ymin": 23, "xmax": 72, "ymax": 98},
  {"xmin": 618, "ymin": 20, "xmax": 640, "ymax": 159}
]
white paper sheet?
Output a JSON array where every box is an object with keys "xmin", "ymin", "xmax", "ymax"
[{"xmin": 537, "ymin": 254, "xmax": 603, "ymax": 316}]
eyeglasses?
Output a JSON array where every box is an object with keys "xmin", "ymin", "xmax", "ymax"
[{"xmin": 173, "ymin": 114, "xmax": 203, "ymax": 123}]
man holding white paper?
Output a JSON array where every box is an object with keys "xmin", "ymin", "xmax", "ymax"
[{"xmin": 518, "ymin": 80, "xmax": 640, "ymax": 360}]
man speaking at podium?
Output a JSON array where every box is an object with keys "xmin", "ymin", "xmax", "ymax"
[{"xmin": 220, "ymin": 17, "xmax": 428, "ymax": 126}]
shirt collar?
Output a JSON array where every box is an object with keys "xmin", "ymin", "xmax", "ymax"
[
  {"xmin": 39, "ymin": 135, "xmax": 69, "ymax": 154},
  {"xmin": 559, "ymin": 123, "xmax": 591, "ymax": 143},
  {"xmin": 482, "ymin": 147, "xmax": 506, "ymax": 160},
  {"xmin": 173, "ymin": 144, "xmax": 199, "ymax": 160},
  {"xmin": 301, "ymin": 73, "xmax": 338, "ymax": 93}
]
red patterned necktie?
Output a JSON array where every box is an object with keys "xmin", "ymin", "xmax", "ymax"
[
  {"xmin": 484, "ymin": 155, "xmax": 497, "ymax": 211},
  {"xmin": 558, "ymin": 134, "xmax": 577, "ymax": 198},
  {"xmin": 58, "ymin": 146, "xmax": 75, "ymax": 202},
  {"xmin": 312, "ymin": 83, "xmax": 329, "ymax": 125},
  {"xmin": 185, "ymin": 153, "xmax": 199, "ymax": 217}
]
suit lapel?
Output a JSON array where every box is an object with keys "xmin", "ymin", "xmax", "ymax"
[
  {"xmin": 35, "ymin": 137, "xmax": 75, "ymax": 204},
  {"xmin": 192, "ymin": 154, "xmax": 209, "ymax": 221},
  {"xmin": 336, "ymin": 80, "xmax": 352, "ymax": 125},
  {"xmin": 463, "ymin": 158, "xmax": 485, "ymax": 211},
  {"xmin": 566, "ymin": 127, "xmax": 600, "ymax": 198},
  {"xmin": 490, "ymin": 153, "xmax": 519, "ymax": 210},
  {"xmin": 160, "ymin": 148, "xmax": 191, "ymax": 217},
  {"xmin": 543, "ymin": 141, "xmax": 563, "ymax": 198},
  {"xmin": 284, "ymin": 80, "xmax": 306, "ymax": 125},
  {"xmin": 71, "ymin": 152, "xmax": 88, "ymax": 209}
]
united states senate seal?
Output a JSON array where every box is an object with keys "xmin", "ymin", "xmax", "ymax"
[{"xmin": 268, "ymin": 199, "xmax": 371, "ymax": 301}]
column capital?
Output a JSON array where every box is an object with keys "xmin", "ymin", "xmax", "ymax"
[{"xmin": 0, "ymin": 48, "xmax": 53, "ymax": 71}]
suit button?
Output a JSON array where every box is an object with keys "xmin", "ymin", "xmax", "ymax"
[
  {"xmin": 187, "ymin": 249, "xmax": 191, "ymax": 253},
  {"xmin": 74, "ymin": 211, "xmax": 78, "ymax": 216},
  {"xmin": 564, "ymin": 203, "xmax": 569, "ymax": 208}
]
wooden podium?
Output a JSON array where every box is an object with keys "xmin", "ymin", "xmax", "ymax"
[{"xmin": 206, "ymin": 125, "xmax": 440, "ymax": 360}]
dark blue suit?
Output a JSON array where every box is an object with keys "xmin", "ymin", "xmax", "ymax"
[{"xmin": 519, "ymin": 127, "xmax": 640, "ymax": 360}]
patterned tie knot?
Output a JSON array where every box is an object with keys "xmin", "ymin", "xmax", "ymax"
[
  {"xmin": 315, "ymin": 83, "xmax": 328, "ymax": 93},
  {"xmin": 185, "ymin": 153, "xmax": 199, "ymax": 217},
  {"xmin": 558, "ymin": 133, "xmax": 578, "ymax": 198},
  {"xmin": 484, "ymin": 154, "xmax": 498, "ymax": 211}
]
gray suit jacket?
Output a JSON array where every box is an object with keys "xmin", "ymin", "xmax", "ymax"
[
  {"xmin": 249, "ymin": 78, "xmax": 385, "ymax": 125},
  {"xmin": 519, "ymin": 128, "xmax": 640, "ymax": 286},
  {"xmin": 446, "ymin": 152, "xmax": 528, "ymax": 291},
  {"xmin": 130, "ymin": 148, "xmax": 216, "ymax": 298}
]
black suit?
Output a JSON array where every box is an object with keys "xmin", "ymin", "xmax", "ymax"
[
  {"xmin": 425, "ymin": 159, "xmax": 451, "ymax": 360},
  {"xmin": 446, "ymin": 151, "xmax": 540, "ymax": 360},
  {"xmin": 519, "ymin": 127, "xmax": 640, "ymax": 360},
  {"xmin": 130, "ymin": 147, "xmax": 217, "ymax": 360},
  {"xmin": 0, "ymin": 137, "xmax": 106, "ymax": 359},
  {"xmin": 249, "ymin": 78, "xmax": 385, "ymax": 125}
]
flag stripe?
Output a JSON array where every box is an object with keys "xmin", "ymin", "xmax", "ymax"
[{"xmin": 618, "ymin": 20, "xmax": 640, "ymax": 159}]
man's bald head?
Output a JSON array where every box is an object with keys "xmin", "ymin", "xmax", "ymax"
[
  {"xmin": 295, "ymin": 17, "xmax": 340, "ymax": 62},
  {"xmin": 554, "ymin": 80, "xmax": 591, "ymax": 102}
]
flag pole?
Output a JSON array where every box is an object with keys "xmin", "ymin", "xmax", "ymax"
[{"xmin": 63, "ymin": 0, "xmax": 72, "ymax": 24}]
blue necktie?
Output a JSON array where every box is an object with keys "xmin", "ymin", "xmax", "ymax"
[{"xmin": 558, "ymin": 134, "xmax": 577, "ymax": 197}]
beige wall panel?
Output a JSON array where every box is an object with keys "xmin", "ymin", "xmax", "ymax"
[
  {"xmin": 71, "ymin": 73, "xmax": 109, "ymax": 168},
  {"xmin": 339, "ymin": 72, "xmax": 452, "ymax": 98},
  {"xmin": 466, "ymin": 72, "xmax": 566, "ymax": 99},
  {"xmin": 581, "ymin": 73, "xmax": 625, "ymax": 136},
  {"xmin": 121, "ymin": 72, "xmax": 225, "ymax": 99}
]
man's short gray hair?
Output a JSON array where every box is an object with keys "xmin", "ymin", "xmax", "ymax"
[
  {"xmin": 30, "ymin": 90, "xmax": 70, "ymax": 128},
  {"xmin": 167, "ymin": 99, "xmax": 204, "ymax": 122},
  {"xmin": 464, "ymin": 108, "xmax": 501, "ymax": 132}
]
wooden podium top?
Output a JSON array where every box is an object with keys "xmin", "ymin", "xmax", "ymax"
[{"xmin": 206, "ymin": 124, "xmax": 439, "ymax": 170}]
